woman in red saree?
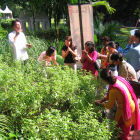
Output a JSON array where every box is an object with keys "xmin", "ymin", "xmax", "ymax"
[{"xmin": 95, "ymin": 69, "xmax": 140, "ymax": 140}]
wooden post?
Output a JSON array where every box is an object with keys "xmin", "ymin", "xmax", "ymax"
[{"xmin": 78, "ymin": 0, "xmax": 84, "ymax": 50}]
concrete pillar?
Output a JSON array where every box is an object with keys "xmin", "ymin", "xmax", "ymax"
[
  {"xmin": 21, "ymin": 21, "xmax": 26, "ymax": 32},
  {"xmin": 42, "ymin": 21, "xmax": 46, "ymax": 30}
]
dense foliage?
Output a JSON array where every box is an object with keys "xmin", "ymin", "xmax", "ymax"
[
  {"xmin": 0, "ymin": 35, "xmax": 119, "ymax": 139},
  {"xmin": 0, "ymin": 26, "xmax": 8, "ymax": 39},
  {"xmin": 0, "ymin": 1, "xmax": 135, "ymax": 138},
  {"xmin": 0, "ymin": 0, "xmax": 139, "ymax": 26},
  {"xmin": 0, "ymin": 19, "xmax": 14, "ymax": 32}
]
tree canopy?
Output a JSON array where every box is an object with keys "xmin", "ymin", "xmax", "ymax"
[{"xmin": 0, "ymin": 0, "xmax": 139, "ymax": 26}]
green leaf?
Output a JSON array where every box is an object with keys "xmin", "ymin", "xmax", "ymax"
[{"xmin": 92, "ymin": 1, "xmax": 116, "ymax": 14}]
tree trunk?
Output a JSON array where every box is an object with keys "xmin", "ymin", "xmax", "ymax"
[{"xmin": 32, "ymin": 12, "xmax": 35, "ymax": 31}]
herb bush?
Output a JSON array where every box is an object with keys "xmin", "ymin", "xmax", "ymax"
[
  {"xmin": 34, "ymin": 27, "xmax": 69, "ymax": 41},
  {"xmin": 1, "ymin": 19, "xmax": 14, "ymax": 32},
  {"xmin": 0, "ymin": 26, "xmax": 8, "ymax": 39},
  {"xmin": 0, "ymin": 36, "xmax": 64, "ymax": 65},
  {"xmin": 0, "ymin": 57, "xmax": 118, "ymax": 139},
  {"xmin": 0, "ymin": 35, "xmax": 119, "ymax": 139}
]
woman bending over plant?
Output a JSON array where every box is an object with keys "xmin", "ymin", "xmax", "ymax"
[
  {"xmin": 95, "ymin": 69, "xmax": 140, "ymax": 140},
  {"xmin": 38, "ymin": 46, "xmax": 58, "ymax": 66}
]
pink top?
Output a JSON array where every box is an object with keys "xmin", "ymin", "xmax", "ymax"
[
  {"xmin": 38, "ymin": 51, "xmax": 56, "ymax": 62},
  {"xmin": 82, "ymin": 51, "xmax": 98, "ymax": 77},
  {"xmin": 107, "ymin": 76, "xmax": 140, "ymax": 130}
]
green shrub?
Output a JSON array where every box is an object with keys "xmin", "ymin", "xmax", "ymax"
[
  {"xmin": 0, "ymin": 57, "xmax": 118, "ymax": 139},
  {"xmin": 21, "ymin": 108, "xmax": 117, "ymax": 140},
  {"xmin": 1, "ymin": 19, "xmax": 14, "ymax": 32},
  {"xmin": 26, "ymin": 35, "xmax": 64, "ymax": 58},
  {"xmin": 0, "ymin": 36, "xmax": 64, "ymax": 66},
  {"xmin": 0, "ymin": 35, "xmax": 119, "ymax": 139},
  {"xmin": 0, "ymin": 26, "xmax": 8, "ymax": 39},
  {"xmin": 29, "ymin": 27, "xmax": 69, "ymax": 41}
]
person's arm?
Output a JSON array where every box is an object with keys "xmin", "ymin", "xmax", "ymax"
[
  {"xmin": 119, "ymin": 62, "xmax": 128, "ymax": 78},
  {"xmin": 52, "ymin": 51, "xmax": 58, "ymax": 66},
  {"xmin": 94, "ymin": 96, "xmax": 108, "ymax": 105},
  {"xmin": 68, "ymin": 47, "xmax": 77, "ymax": 57},
  {"xmin": 13, "ymin": 32, "xmax": 19, "ymax": 42},
  {"xmin": 85, "ymin": 54, "xmax": 93, "ymax": 62},
  {"xmin": 123, "ymin": 36, "xmax": 134, "ymax": 54},
  {"xmin": 82, "ymin": 50, "xmax": 93, "ymax": 63},
  {"xmin": 8, "ymin": 33, "xmax": 15, "ymax": 47},
  {"xmin": 52, "ymin": 59, "xmax": 58, "ymax": 66},
  {"xmin": 38, "ymin": 52, "xmax": 46, "ymax": 61},
  {"xmin": 19, "ymin": 32, "xmax": 32, "ymax": 49},
  {"xmin": 80, "ymin": 53, "xmax": 86, "ymax": 63},
  {"xmin": 26, "ymin": 43, "xmax": 32, "ymax": 48},
  {"xmin": 12, "ymin": 30, "xmax": 22, "ymax": 43},
  {"xmin": 97, "ymin": 53, "xmax": 107, "ymax": 59},
  {"xmin": 123, "ymin": 48, "xmax": 133, "ymax": 60},
  {"xmin": 103, "ymin": 89, "xmax": 116, "ymax": 109},
  {"xmin": 62, "ymin": 49, "xmax": 69, "ymax": 59}
]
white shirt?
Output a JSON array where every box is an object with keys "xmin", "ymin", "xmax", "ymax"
[{"xmin": 8, "ymin": 31, "xmax": 29, "ymax": 61}]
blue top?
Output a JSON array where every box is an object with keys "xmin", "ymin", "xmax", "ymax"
[
  {"xmin": 123, "ymin": 43, "xmax": 138, "ymax": 55},
  {"xmin": 123, "ymin": 44, "xmax": 133, "ymax": 55},
  {"xmin": 124, "ymin": 44, "xmax": 140, "ymax": 71},
  {"xmin": 117, "ymin": 46, "xmax": 124, "ymax": 54}
]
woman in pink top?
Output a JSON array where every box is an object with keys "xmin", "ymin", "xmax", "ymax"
[
  {"xmin": 38, "ymin": 46, "xmax": 58, "ymax": 66},
  {"xmin": 80, "ymin": 41, "xmax": 99, "ymax": 77}
]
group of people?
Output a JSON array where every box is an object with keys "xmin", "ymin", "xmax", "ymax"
[
  {"xmin": 100, "ymin": 34, "xmax": 140, "ymax": 82},
  {"xmin": 8, "ymin": 19, "xmax": 140, "ymax": 140},
  {"xmin": 94, "ymin": 32, "xmax": 140, "ymax": 139}
]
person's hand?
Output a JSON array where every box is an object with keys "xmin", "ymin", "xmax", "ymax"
[
  {"xmin": 14, "ymin": 31, "xmax": 20, "ymax": 42},
  {"xmin": 16, "ymin": 31, "xmax": 20, "ymax": 36},
  {"xmin": 82, "ymin": 50, "xmax": 88, "ymax": 55},
  {"xmin": 129, "ymin": 36, "xmax": 135, "ymax": 44},
  {"xmin": 16, "ymin": 28, "xmax": 22, "ymax": 35},
  {"xmin": 94, "ymin": 99, "xmax": 102, "ymax": 104},
  {"xmin": 94, "ymin": 100, "xmax": 103, "ymax": 106},
  {"xmin": 27, "ymin": 44, "xmax": 32, "ymax": 48},
  {"xmin": 68, "ymin": 47, "xmax": 72, "ymax": 52}
]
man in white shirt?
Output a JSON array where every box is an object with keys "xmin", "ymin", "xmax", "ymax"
[{"xmin": 8, "ymin": 19, "xmax": 32, "ymax": 63}]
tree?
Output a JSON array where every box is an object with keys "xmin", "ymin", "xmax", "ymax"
[
  {"xmin": 70, "ymin": 0, "xmax": 115, "ymax": 14},
  {"xmin": 107, "ymin": 0, "xmax": 140, "ymax": 26}
]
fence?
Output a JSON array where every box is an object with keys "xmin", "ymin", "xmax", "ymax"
[{"xmin": 20, "ymin": 18, "xmax": 50, "ymax": 32}]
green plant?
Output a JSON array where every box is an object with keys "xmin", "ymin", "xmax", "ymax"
[
  {"xmin": 94, "ymin": 17, "xmax": 127, "ymax": 51},
  {"xmin": 0, "ymin": 115, "xmax": 12, "ymax": 138},
  {"xmin": 1, "ymin": 19, "xmax": 14, "ymax": 32},
  {"xmin": 0, "ymin": 34, "xmax": 119, "ymax": 139},
  {"xmin": 0, "ymin": 26, "xmax": 8, "ymax": 39},
  {"xmin": 0, "ymin": 55, "xmax": 118, "ymax": 139}
]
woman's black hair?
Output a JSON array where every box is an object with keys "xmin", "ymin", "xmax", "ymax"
[
  {"xmin": 65, "ymin": 36, "xmax": 74, "ymax": 49},
  {"xmin": 110, "ymin": 52, "xmax": 123, "ymax": 62},
  {"xmin": 46, "ymin": 46, "xmax": 56, "ymax": 56},
  {"xmin": 115, "ymin": 42, "xmax": 119, "ymax": 49},
  {"xmin": 85, "ymin": 41, "xmax": 95, "ymax": 53},
  {"xmin": 135, "ymin": 29, "xmax": 140, "ymax": 41},
  {"xmin": 102, "ymin": 36, "xmax": 110, "ymax": 42},
  {"xmin": 108, "ymin": 41, "xmax": 116, "ymax": 48},
  {"xmin": 100, "ymin": 69, "xmax": 117, "ymax": 85},
  {"xmin": 11, "ymin": 19, "xmax": 21, "ymax": 27}
]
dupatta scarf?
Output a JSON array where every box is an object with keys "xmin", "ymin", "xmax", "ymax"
[{"xmin": 107, "ymin": 76, "xmax": 140, "ymax": 130}]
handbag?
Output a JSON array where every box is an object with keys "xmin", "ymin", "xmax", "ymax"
[
  {"xmin": 93, "ymin": 59, "xmax": 101, "ymax": 70},
  {"xmin": 73, "ymin": 56, "xmax": 79, "ymax": 63},
  {"xmin": 128, "ymin": 80, "xmax": 140, "ymax": 98}
]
